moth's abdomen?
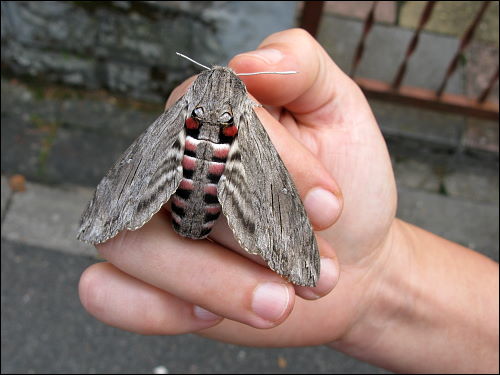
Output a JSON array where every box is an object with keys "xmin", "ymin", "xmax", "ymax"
[{"xmin": 171, "ymin": 117, "xmax": 237, "ymax": 239}]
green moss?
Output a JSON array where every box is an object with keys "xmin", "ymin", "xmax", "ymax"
[{"xmin": 29, "ymin": 116, "xmax": 61, "ymax": 178}]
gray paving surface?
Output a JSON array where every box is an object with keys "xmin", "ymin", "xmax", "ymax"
[
  {"xmin": 2, "ymin": 180, "xmax": 96, "ymax": 257},
  {"xmin": 397, "ymin": 187, "xmax": 498, "ymax": 259},
  {"xmin": 1, "ymin": 239, "xmax": 389, "ymax": 374}
]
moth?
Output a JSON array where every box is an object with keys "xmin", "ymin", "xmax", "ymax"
[{"xmin": 77, "ymin": 54, "xmax": 320, "ymax": 287}]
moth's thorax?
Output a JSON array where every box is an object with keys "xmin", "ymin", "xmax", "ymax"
[
  {"xmin": 192, "ymin": 66, "xmax": 248, "ymax": 107},
  {"xmin": 198, "ymin": 123, "xmax": 221, "ymax": 143},
  {"xmin": 171, "ymin": 114, "xmax": 238, "ymax": 239}
]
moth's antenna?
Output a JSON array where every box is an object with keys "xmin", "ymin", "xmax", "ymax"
[
  {"xmin": 237, "ymin": 71, "xmax": 298, "ymax": 76},
  {"xmin": 175, "ymin": 52, "xmax": 298, "ymax": 75},
  {"xmin": 176, "ymin": 52, "xmax": 210, "ymax": 70}
]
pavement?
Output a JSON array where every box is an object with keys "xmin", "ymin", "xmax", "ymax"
[
  {"xmin": 1, "ymin": 238, "xmax": 387, "ymax": 374},
  {"xmin": 1, "ymin": 4, "xmax": 499, "ymax": 374}
]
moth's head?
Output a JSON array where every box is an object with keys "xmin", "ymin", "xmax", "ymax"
[
  {"xmin": 190, "ymin": 102, "xmax": 234, "ymax": 128},
  {"xmin": 188, "ymin": 68, "xmax": 241, "ymax": 143}
]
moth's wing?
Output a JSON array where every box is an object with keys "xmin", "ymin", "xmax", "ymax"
[
  {"xmin": 218, "ymin": 108, "xmax": 320, "ymax": 287},
  {"xmin": 78, "ymin": 97, "xmax": 188, "ymax": 244}
]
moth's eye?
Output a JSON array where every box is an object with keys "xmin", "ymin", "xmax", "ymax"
[
  {"xmin": 219, "ymin": 112, "xmax": 233, "ymax": 123},
  {"xmin": 193, "ymin": 107, "xmax": 204, "ymax": 118}
]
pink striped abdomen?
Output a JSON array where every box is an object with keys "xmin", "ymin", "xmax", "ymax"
[{"xmin": 171, "ymin": 120, "xmax": 236, "ymax": 239}]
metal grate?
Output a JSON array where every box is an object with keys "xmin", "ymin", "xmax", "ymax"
[{"xmin": 300, "ymin": 1, "xmax": 499, "ymax": 120}]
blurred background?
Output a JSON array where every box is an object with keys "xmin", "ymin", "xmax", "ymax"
[{"xmin": 1, "ymin": 1, "xmax": 498, "ymax": 373}]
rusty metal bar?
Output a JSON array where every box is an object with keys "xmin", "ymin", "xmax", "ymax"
[
  {"xmin": 392, "ymin": 1, "xmax": 436, "ymax": 89},
  {"xmin": 299, "ymin": 1, "xmax": 325, "ymax": 38},
  {"xmin": 436, "ymin": 1, "xmax": 490, "ymax": 96},
  {"xmin": 350, "ymin": 1, "xmax": 378, "ymax": 77},
  {"xmin": 299, "ymin": 0, "xmax": 498, "ymax": 120},
  {"xmin": 356, "ymin": 77, "xmax": 498, "ymax": 120},
  {"xmin": 477, "ymin": 66, "xmax": 499, "ymax": 103}
]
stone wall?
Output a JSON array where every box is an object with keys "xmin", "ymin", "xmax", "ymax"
[
  {"xmin": 1, "ymin": 1, "xmax": 297, "ymax": 102},
  {"xmin": 1, "ymin": 1, "xmax": 223, "ymax": 102}
]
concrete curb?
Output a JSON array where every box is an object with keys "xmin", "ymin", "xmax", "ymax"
[
  {"xmin": 1, "ymin": 176, "xmax": 97, "ymax": 257},
  {"xmin": 1, "ymin": 175, "xmax": 497, "ymax": 262}
]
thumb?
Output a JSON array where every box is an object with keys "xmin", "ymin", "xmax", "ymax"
[{"xmin": 229, "ymin": 28, "xmax": 357, "ymax": 124}]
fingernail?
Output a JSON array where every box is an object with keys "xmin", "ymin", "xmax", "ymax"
[
  {"xmin": 252, "ymin": 282, "xmax": 289, "ymax": 323},
  {"xmin": 193, "ymin": 305, "xmax": 221, "ymax": 321},
  {"xmin": 319, "ymin": 257, "xmax": 339, "ymax": 289},
  {"xmin": 242, "ymin": 48, "xmax": 284, "ymax": 65},
  {"xmin": 297, "ymin": 257, "xmax": 339, "ymax": 300},
  {"xmin": 304, "ymin": 188, "xmax": 341, "ymax": 229}
]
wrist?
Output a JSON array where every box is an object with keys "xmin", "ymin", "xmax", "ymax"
[
  {"xmin": 330, "ymin": 218, "xmax": 499, "ymax": 373},
  {"xmin": 328, "ymin": 218, "xmax": 419, "ymax": 366}
]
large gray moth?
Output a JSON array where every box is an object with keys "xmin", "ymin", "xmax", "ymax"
[{"xmin": 77, "ymin": 56, "xmax": 320, "ymax": 287}]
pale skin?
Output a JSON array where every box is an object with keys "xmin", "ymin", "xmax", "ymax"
[{"xmin": 78, "ymin": 29, "xmax": 499, "ymax": 373}]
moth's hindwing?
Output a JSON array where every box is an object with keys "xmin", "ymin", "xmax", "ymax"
[
  {"xmin": 218, "ymin": 105, "xmax": 320, "ymax": 287},
  {"xmin": 77, "ymin": 98, "xmax": 188, "ymax": 244}
]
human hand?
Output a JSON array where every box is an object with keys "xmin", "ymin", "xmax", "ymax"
[{"xmin": 79, "ymin": 29, "xmax": 398, "ymax": 347}]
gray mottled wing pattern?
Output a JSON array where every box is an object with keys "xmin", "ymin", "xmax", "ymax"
[
  {"xmin": 77, "ymin": 98, "xmax": 188, "ymax": 244},
  {"xmin": 218, "ymin": 107, "xmax": 320, "ymax": 287}
]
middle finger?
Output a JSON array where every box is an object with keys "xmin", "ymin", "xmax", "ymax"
[{"xmin": 97, "ymin": 210, "xmax": 296, "ymax": 329}]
